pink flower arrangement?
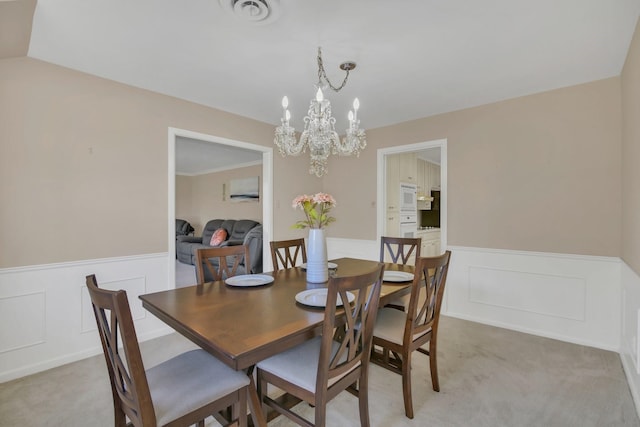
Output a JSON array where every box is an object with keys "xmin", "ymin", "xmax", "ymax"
[{"xmin": 292, "ymin": 192, "xmax": 336, "ymax": 229}]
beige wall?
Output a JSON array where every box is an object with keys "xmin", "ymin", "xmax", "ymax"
[
  {"xmin": 176, "ymin": 164, "xmax": 262, "ymax": 235},
  {"xmin": 622, "ymin": 19, "xmax": 640, "ymax": 274},
  {"xmin": 0, "ymin": 55, "xmax": 627, "ymax": 268},
  {"xmin": 327, "ymin": 78, "xmax": 622, "ymax": 257},
  {"xmin": 0, "ymin": 57, "xmax": 319, "ymax": 268}
]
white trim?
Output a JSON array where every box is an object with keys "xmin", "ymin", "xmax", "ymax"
[
  {"xmin": 450, "ymin": 245, "xmax": 620, "ymax": 263},
  {"xmin": 168, "ymin": 127, "xmax": 274, "ymax": 286},
  {"xmin": 0, "ymin": 253, "xmax": 168, "ymax": 274}
]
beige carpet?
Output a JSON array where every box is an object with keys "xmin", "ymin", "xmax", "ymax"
[{"xmin": 1, "ymin": 316, "xmax": 638, "ymax": 427}]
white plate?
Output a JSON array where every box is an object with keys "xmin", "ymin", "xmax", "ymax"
[
  {"xmin": 383, "ymin": 271, "xmax": 414, "ymax": 282},
  {"xmin": 295, "ymin": 289, "xmax": 355, "ymax": 307},
  {"xmin": 299, "ymin": 262, "xmax": 338, "ymax": 270},
  {"xmin": 225, "ymin": 274, "xmax": 274, "ymax": 287}
]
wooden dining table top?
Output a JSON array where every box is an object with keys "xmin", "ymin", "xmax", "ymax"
[{"xmin": 139, "ymin": 257, "xmax": 414, "ymax": 371}]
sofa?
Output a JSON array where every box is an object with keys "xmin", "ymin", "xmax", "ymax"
[
  {"xmin": 176, "ymin": 219, "xmax": 263, "ymax": 278},
  {"xmin": 176, "ymin": 219, "xmax": 195, "ymax": 238}
]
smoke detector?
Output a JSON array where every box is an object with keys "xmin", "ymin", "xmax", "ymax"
[{"xmin": 218, "ymin": 0, "xmax": 281, "ymax": 24}]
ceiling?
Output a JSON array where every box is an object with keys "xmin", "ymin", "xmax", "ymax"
[
  {"xmin": 176, "ymin": 136, "xmax": 263, "ymax": 175},
  {"xmin": 9, "ymin": 0, "xmax": 640, "ymax": 172}
]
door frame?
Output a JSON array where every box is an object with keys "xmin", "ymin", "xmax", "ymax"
[
  {"xmin": 168, "ymin": 127, "xmax": 273, "ymax": 288},
  {"xmin": 376, "ymin": 138, "xmax": 447, "ymax": 250}
]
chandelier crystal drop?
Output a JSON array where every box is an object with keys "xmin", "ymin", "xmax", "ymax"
[{"xmin": 274, "ymin": 47, "xmax": 367, "ymax": 177}]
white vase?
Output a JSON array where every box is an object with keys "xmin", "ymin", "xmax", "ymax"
[{"xmin": 306, "ymin": 228, "xmax": 328, "ymax": 283}]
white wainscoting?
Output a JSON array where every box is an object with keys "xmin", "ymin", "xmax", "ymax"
[
  {"xmin": 327, "ymin": 239, "xmax": 622, "ymax": 351},
  {"xmin": 0, "ymin": 254, "xmax": 173, "ymax": 382},
  {"xmin": 444, "ymin": 246, "xmax": 621, "ymax": 351},
  {"xmin": 0, "ymin": 243, "xmax": 626, "ymax": 384},
  {"xmin": 621, "ymin": 261, "xmax": 640, "ymax": 414}
]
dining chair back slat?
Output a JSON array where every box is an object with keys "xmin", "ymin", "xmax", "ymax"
[
  {"xmin": 380, "ymin": 236, "xmax": 421, "ymax": 265},
  {"xmin": 270, "ymin": 238, "xmax": 307, "ymax": 271},
  {"xmin": 195, "ymin": 245, "xmax": 250, "ymax": 284},
  {"xmin": 380, "ymin": 236, "xmax": 422, "ymax": 310}
]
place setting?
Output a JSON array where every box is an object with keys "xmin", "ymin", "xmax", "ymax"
[
  {"xmin": 224, "ymin": 274, "xmax": 275, "ymax": 287},
  {"xmin": 295, "ymin": 288, "xmax": 355, "ymax": 308},
  {"xmin": 299, "ymin": 262, "xmax": 338, "ymax": 270},
  {"xmin": 383, "ymin": 270, "xmax": 414, "ymax": 283}
]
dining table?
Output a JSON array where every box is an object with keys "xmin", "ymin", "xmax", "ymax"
[{"xmin": 139, "ymin": 257, "xmax": 415, "ymax": 426}]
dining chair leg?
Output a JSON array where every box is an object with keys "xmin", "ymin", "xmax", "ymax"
[
  {"xmin": 402, "ymin": 351, "xmax": 414, "ymax": 419},
  {"xmin": 314, "ymin": 397, "xmax": 327, "ymax": 427},
  {"xmin": 358, "ymin": 374, "xmax": 371, "ymax": 427},
  {"xmin": 247, "ymin": 371, "xmax": 267, "ymax": 427},
  {"xmin": 238, "ymin": 387, "xmax": 248, "ymax": 427},
  {"xmin": 256, "ymin": 369, "xmax": 272, "ymax": 423},
  {"xmin": 429, "ymin": 339, "xmax": 440, "ymax": 392},
  {"xmin": 114, "ymin": 406, "xmax": 127, "ymax": 427}
]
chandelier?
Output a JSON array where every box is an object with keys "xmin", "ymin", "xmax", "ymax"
[{"xmin": 274, "ymin": 47, "xmax": 367, "ymax": 177}]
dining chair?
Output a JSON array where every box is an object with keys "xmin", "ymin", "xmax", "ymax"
[
  {"xmin": 85, "ymin": 274, "xmax": 250, "ymax": 427},
  {"xmin": 270, "ymin": 238, "xmax": 307, "ymax": 271},
  {"xmin": 256, "ymin": 264, "xmax": 385, "ymax": 427},
  {"xmin": 370, "ymin": 250, "xmax": 451, "ymax": 419},
  {"xmin": 380, "ymin": 236, "xmax": 421, "ymax": 265},
  {"xmin": 195, "ymin": 245, "xmax": 251, "ymax": 284},
  {"xmin": 380, "ymin": 236, "xmax": 421, "ymax": 310}
]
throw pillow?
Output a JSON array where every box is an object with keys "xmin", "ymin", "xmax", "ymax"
[{"xmin": 209, "ymin": 228, "xmax": 227, "ymax": 246}]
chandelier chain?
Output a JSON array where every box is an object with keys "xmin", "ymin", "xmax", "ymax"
[{"xmin": 317, "ymin": 47, "xmax": 350, "ymax": 92}]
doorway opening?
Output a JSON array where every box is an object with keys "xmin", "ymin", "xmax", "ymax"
[
  {"xmin": 168, "ymin": 127, "xmax": 273, "ymax": 288},
  {"xmin": 376, "ymin": 139, "xmax": 447, "ymax": 251}
]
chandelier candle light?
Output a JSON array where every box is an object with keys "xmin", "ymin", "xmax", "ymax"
[{"xmin": 274, "ymin": 47, "xmax": 367, "ymax": 178}]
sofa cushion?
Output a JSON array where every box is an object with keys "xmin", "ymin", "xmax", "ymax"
[
  {"xmin": 201, "ymin": 219, "xmax": 226, "ymax": 245},
  {"xmin": 210, "ymin": 228, "xmax": 227, "ymax": 246},
  {"xmin": 228, "ymin": 220, "xmax": 259, "ymax": 243}
]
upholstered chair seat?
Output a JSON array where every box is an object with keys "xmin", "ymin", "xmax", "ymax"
[
  {"xmin": 256, "ymin": 337, "xmax": 360, "ymax": 392},
  {"xmin": 372, "ymin": 308, "xmax": 431, "ymax": 345},
  {"xmin": 147, "ymin": 349, "xmax": 250, "ymax": 426}
]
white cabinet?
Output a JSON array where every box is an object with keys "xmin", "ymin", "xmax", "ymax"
[
  {"xmin": 387, "ymin": 152, "xmax": 417, "ymax": 212},
  {"xmin": 429, "ymin": 162, "xmax": 441, "ymax": 189},
  {"xmin": 417, "ymin": 159, "xmax": 426, "ymax": 194},
  {"xmin": 386, "ymin": 212, "xmax": 399, "ymax": 236},
  {"xmin": 386, "ymin": 155, "xmax": 400, "ymax": 211},
  {"xmin": 399, "ymin": 152, "xmax": 417, "ymax": 184},
  {"xmin": 417, "ymin": 230, "xmax": 441, "ymax": 257}
]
